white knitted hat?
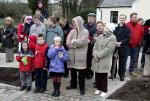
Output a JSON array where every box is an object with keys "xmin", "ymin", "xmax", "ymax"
[{"xmin": 54, "ymin": 36, "xmax": 61, "ymax": 41}]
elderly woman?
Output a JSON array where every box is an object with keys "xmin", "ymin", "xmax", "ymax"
[
  {"xmin": 1, "ymin": 17, "xmax": 16, "ymax": 62},
  {"xmin": 92, "ymin": 21, "xmax": 117, "ymax": 97},
  {"xmin": 66, "ymin": 16, "xmax": 89, "ymax": 95}
]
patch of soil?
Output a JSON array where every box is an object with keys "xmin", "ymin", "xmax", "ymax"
[
  {"xmin": 108, "ymin": 77, "xmax": 150, "ymax": 101},
  {"xmin": 0, "ymin": 67, "xmax": 20, "ymax": 86}
]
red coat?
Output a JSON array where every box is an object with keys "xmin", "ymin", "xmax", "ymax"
[
  {"xmin": 16, "ymin": 51, "xmax": 34, "ymax": 72},
  {"xmin": 34, "ymin": 43, "xmax": 48, "ymax": 69},
  {"xmin": 28, "ymin": 35, "xmax": 37, "ymax": 70},
  {"xmin": 17, "ymin": 23, "xmax": 27, "ymax": 42},
  {"xmin": 126, "ymin": 21, "xmax": 144, "ymax": 48}
]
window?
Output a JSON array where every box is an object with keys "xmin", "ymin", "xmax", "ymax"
[{"xmin": 110, "ymin": 11, "xmax": 118, "ymax": 23}]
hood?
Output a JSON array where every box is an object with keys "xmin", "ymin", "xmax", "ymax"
[
  {"xmin": 29, "ymin": 35, "xmax": 37, "ymax": 44},
  {"xmin": 73, "ymin": 16, "xmax": 85, "ymax": 32}
]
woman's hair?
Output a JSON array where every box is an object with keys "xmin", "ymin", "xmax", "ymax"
[
  {"xmin": 37, "ymin": 0, "xmax": 45, "ymax": 9},
  {"xmin": 96, "ymin": 21, "xmax": 105, "ymax": 27},
  {"xmin": 48, "ymin": 16, "xmax": 57, "ymax": 24},
  {"xmin": 5, "ymin": 17, "xmax": 14, "ymax": 24},
  {"xmin": 20, "ymin": 14, "xmax": 27, "ymax": 23}
]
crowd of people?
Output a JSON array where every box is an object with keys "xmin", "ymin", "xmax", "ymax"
[{"xmin": 0, "ymin": 0, "xmax": 150, "ymax": 98}]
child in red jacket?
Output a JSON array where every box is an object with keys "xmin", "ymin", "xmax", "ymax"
[
  {"xmin": 16, "ymin": 41, "xmax": 34, "ymax": 92},
  {"xmin": 34, "ymin": 34, "xmax": 48, "ymax": 93}
]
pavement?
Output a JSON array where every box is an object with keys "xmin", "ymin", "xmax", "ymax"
[{"xmin": 0, "ymin": 53, "xmax": 133, "ymax": 101}]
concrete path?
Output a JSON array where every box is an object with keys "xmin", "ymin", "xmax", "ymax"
[{"xmin": 0, "ymin": 53, "xmax": 133, "ymax": 101}]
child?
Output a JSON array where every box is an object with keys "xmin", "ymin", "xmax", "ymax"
[
  {"xmin": 34, "ymin": 34, "xmax": 48, "ymax": 93},
  {"xmin": 16, "ymin": 41, "xmax": 34, "ymax": 92},
  {"xmin": 47, "ymin": 36, "xmax": 68, "ymax": 97}
]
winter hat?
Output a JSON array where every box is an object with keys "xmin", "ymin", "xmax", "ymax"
[
  {"xmin": 21, "ymin": 56, "xmax": 28, "ymax": 65},
  {"xmin": 88, "ymin": 13, "xmax": 96, "ymax": 17},
  {"xmin": 54, "ymin": 36, "xmax": 61, "ymax": 42}
]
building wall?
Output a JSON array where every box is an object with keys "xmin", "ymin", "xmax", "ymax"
[
  {"xmin": 132, "ymin": 0, "xmax": 150, "ymax": 20},
  {"xmin": 96, "ymin": 7, "xmax": 132, "ymax": 23}
]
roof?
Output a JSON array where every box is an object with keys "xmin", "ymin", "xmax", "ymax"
[{"xmin": 97, "ymin": 0, "xmax": 136, "ymax": 8}]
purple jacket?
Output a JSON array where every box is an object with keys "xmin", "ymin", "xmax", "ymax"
[{"xmin": 47, "ymin": 45, "xmax": 68, "ymax": 73}]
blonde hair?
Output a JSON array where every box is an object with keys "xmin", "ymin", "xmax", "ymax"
[{"xmin": 5, "ymin": 17, "xmax": 14, "ymax": 24}]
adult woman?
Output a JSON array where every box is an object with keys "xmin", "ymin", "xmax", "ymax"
[
  {"xmin": 66, "ymin": 16, "xmax": 89, "ymax": 95},
  {"xmin": 36, "ymin": 0, "xmax": 49, "ymax": 19},
  {"xmin": 143, "ymin": 28, "xmax": 150, "ymax": 76},
  {"xmin": 1, "ymin": 17, "xmax": 16, "ymax": 62},
  {"xmin": 92, "ymin": 21, "xmax": 117, "ymax": 97}
]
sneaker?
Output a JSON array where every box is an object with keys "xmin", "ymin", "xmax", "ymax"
[
  {"xmin": 80, "ymin": 90, "xmax": 85, "ymax": 96},
  {"xmin": 94, "ymin": 90, "xmax": 101, "ymax": 95},
  {"xmin": 129, "ymin": 72, "xmax": 138, "ymax": 77},
  {"xmin": 34, "ymin": 89, "xmax": 40, "ymax": 93},
  {"xmin": 66, "ymin": 86, "xmax": 77, "ymax": 90},
  {"xmin": 100, "ymin": 92, "xmax": 107, "ymax": 97},
  {"xmin": 20, "ymin": 86, "xmax": 26, "ymax": 91}
]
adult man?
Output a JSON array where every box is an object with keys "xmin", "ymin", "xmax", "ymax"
[
  {"xmin": 127, "ymin": 13, "xmax": 144, "ymax": 76},
  {"xmin": 30, "ymin": 14, "xmax": 46, "ymax": 36},
  {"xmin": 85, "ymin": 13, "xmax": 96, "ymax": 79},
  {"xmin": 110, "ymin": 14, "xmax": 130, "ymax": 81}
]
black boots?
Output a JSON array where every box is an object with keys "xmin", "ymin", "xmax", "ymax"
[
  {"xmin": 51, "ymin": 82, "xmax": 61, "ymax": 97},
  {"xmin": 26, "ymin": 86, "xmax": 31, "ymax": 92},
  {"xmin": 20, "ymin": 86, "xmax": 26, "ymax": 91}
]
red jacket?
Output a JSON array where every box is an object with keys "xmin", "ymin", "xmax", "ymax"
[
  {"xmin": 34, "ymin": 43, "xmax": 48, "ymax": 69},
  {"xmin": 16, "ymin": 51, "xmax": 34, "ymax": 72},
  {"xmin": 17, "ymin": 23, "xmax": 27, "ymax": 42},
  {"xmin": 126, "ymin": 21, "xmax": 144, "ymax": 48}
]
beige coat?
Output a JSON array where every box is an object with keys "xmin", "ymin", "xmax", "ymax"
[
  {"xmin": 92, "ymin": 31, "xmax": 117, "ymax": 73},
  {"xmin": 66, "ymin": 16, "xmax": 89, "ymax": 70}
]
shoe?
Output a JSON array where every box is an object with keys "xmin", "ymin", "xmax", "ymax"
[
  {"xmin": 120, "ymin": 77, "xmax": 124, "ymax": 81},
  {"xmin": 80, "ymin": 90, "xmax": 85, "ymax": 96},
  {"xmin": 66, "ymin": 86, "xmax": 77, "ymax": 90},
  {"xmin": 94, "ymin": 90, "xmax": 101, "ymax": 95},
  {"xmin": 54, "ymin": 90, "xmax": 60, "ymax": 97},
  {"xmin": 39, "ymin": 89, "xmax": 46, "ymax": 93},
  {"xmin": 34, "ymin": 88, "xmax": 40, "ymax": 93},
  {"xmin": 26, "ymin": 86, "xmax": 31, "ymax": 92},
  {"xmin": 20, "ymin": 86, "xmax": 26, "ymax": 91},
  {"xmin": 100, "ymin": 92, "xmax": 107, "ymax": 97},
  {"xmin": 51, "ymin": 91, "xmax": 56, "ymax": 96},
  {"xmin": 109, "ymin": 76, "xmax": 116, "ymax": 79},
  {"xmin": 129, "ymin": 72, "xmax": 138, "ymax": 77}
]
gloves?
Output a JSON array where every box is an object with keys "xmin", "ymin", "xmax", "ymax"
[{"xmin": 71, "ymin": 39, "xmax": 77, "ymax": 44}]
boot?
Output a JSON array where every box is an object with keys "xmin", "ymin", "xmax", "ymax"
[
  {"xmin": 26, "ymin": 86, "xmax": 31, "ymax": 92},
  {"xmin": 20, "ymin": 86, "xmax": 26, "ymax": 91},
  {"xmin": 51, "ymin": 82, "xmax": 57, "ymax": 96},
  {"xmin": 54, "ymin": 82, "xmax": 61, "ymax": 97}
]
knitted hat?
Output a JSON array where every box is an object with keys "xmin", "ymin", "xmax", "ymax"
[{"xmin": 54, "ymin": 36, "xmax": 61, "ymax": 41}]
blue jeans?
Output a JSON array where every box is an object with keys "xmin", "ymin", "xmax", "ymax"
[{"xmin": 129, "ymin": 47, "xmax": 139, "ymax": 72}]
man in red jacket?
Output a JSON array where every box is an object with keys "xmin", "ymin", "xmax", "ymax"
[
  {"xmin": 126, "ymin": 13, "xmax": 144, "ymax": 76},
  {"xmin": 34, "ymin": 34, "xmax": 48, "ymax": 93}
]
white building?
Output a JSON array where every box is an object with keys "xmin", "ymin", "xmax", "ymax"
[{"xmin": 96, "ymin": 0, "xmax": 150, "ymax": 23}]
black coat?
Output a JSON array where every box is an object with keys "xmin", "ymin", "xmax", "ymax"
[
  {"xmin": 143, "ymin": 31, "xmax": 150, "ymax": 54},
  {"xmin": 114, "ymin": 24, "xmax": 131, "ymax": 56},
  {"xmin": 1, "ymin": 25, "xmax": 16, "ymax": 48}
]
